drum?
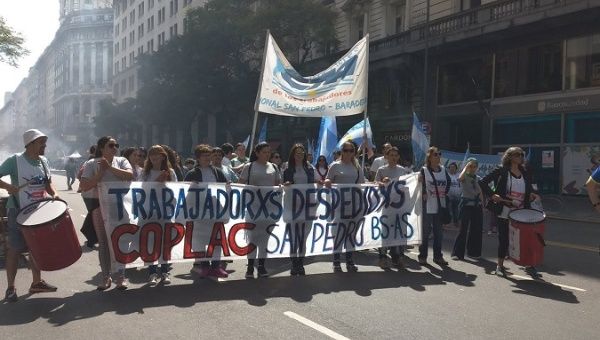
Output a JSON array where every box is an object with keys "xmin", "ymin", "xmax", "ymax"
[
  {"xmin": 508, "ymin": 208, "xmax": 545, "ymax": 266},
  {"xmin": 17, "ymin": 199, "xmax": 82, "ymax": 271}
]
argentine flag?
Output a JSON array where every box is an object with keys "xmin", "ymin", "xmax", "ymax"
[
  {"xmin": 258, "ymin": 117, "xmax": 268, "ymax": 143},
  {"xmin": 411, "ymin": 112, "xmax": 429, "ymax": 169},
  {"xmin": 335, "ymin": 117, "xmax": 375, "ymax": 151},
  {"xmin": 315, "ymin": 116, "xmax": 337, "ymax": 164},
  {"xmin": 242, "ymin": 135, "xmax": 250, "ymax": 149}
]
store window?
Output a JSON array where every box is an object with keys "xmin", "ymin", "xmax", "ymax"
[
  {"xmin": 493, "ymin": 115, "xmax": 561, "ymax": 145},
  {"xmin": 565, "ymin": 111, "xmax": 600, "ymax": 143},
  {"xmin": 566, "ymin": 34, "xmax": 600, "ymax": 90},
  {"xmin": 495, "ymin": 42, "xmax": 562, "ymax": 97},
  {"xmin": 438, "ymin": 56, "xmax": 492, "ymax": 104}
]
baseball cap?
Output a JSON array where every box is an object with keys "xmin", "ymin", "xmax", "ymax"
[{"xmin": 23, "ymin": 129, "xmax": 47, "ymax": 147}]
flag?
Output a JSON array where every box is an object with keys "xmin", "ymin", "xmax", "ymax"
[
  {"xmin": 258, "ymin": 117, "xmax": 268, "ymax": 143},
  {"xmin": 242, "ymin": 135, "xmax": 250, "ymax": 149},
  {"xmin": 306, "ymin": 139, "xmax": 315, "ymax": 157},
  {"xmin": 255, "ymin": 32, "xmax": 369, "ymax": 117},
  {"xmin": 461, "ymin": 144, "xmax": 471, "ymax": 170},
  {"xmin": 411, "ymin": 112, "xmax": 429, "ymax": 170},
  {"xmin": 335, "ymin": 117, "xmax": 374, "ymax": 153},
  {"xmin": 315, "ymin": 116, "xmax": 337, "ymax": 164},
  {"xmin": 525, "ymin": 146, "xmax": 532, "ymax": 163}
]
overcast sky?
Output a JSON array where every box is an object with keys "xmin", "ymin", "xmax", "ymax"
[{"xmin": 0, "ymin": 1, "xmax": 60, "ymax": 106}]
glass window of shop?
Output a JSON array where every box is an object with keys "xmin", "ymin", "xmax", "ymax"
[
  {"xmin": 566, "ymin": 34, "xmax": 600, "ymax": 90},
  {"xmin": 495, "ymin": 42, "xmax": 562, "ymax": 98},
  {"xmin": 493, "ymin": 115, "xmax": 561, "ymax": 145},
  {"xmin": 438, "ymin": 56, "xmax": 492, "ymax": 105},
  {"xmin": 565, "ymin": 111, "xmax": 600, "ymax": 143}
]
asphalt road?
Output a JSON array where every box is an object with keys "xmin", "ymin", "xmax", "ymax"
[{"xmin": 1, "ymin": 175, "xmax": 599, "ymax": 340}]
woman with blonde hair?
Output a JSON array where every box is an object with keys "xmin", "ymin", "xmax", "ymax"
[{"xmin": 418, "ymin": 146, "xmax": 450, "ymax": 266}]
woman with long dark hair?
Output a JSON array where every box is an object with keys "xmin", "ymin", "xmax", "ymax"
[
  {"xmin": 324, "ymin": 141, "xmax": 365, "ymax": 273},
  {"xmin": 121, "ymin": 146, "xmax": 143, "ymax": 180},
  {"xmin": 238, "ymin": 142, "xmax": 281, "ymax": 278},
  {"xmin": 80, "ymin": 136, "xmax": 133, "ymax": 290},
  {"xmin": 479, "ymin": 147, "xmax": 540, "ymax": 278},
  {"xmin": 160, "ymin": 144, "xmax": 184, "ymax": 181},
  {"xmin": 315, "ymin": 155, "xmax": 329, "ymax": 182},
  {"xmin": 283, "ymin": 143, "xmax": 317, "ymax": 275}
]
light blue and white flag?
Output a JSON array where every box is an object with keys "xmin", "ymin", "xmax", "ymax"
[
  {"xmin": 335, "ymin": 117, "xmax": 374, "ymax": 151},
  {"xmin": 255, "ymin": 32, "xmax": 369, "ymax": 117},
  {"xmin": 315, "ymin": 116, "xmax": 338, "ymax": 164},
  {"xmin": 242, "ymin": 135, "xmax": 250, "ymax": 149},
  {"xmin": 411, "ymin": 112, "xmax": 429, "ymax": 170},
  {"xmin": 258, "ymin": 117, "xmax": 268, "ymax": 143}
]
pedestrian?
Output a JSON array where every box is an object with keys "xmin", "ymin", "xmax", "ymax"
[
  {"xmin": 65, "ymin": 157, "xmax": 78, "ymax": 190},
  {"xmin": 370, "ymin": 142, "xmax": 392, "ymax": 179},
  {"xmin": 451, "ymin": 158, "xmax": 483, "ymax": 260},
  {"xmin": 160, "ymin": 145, "xmax": 184, "ymax": 181},
  {"xmin": 447, "ymin": 162, "xmax": 461, "ymax": 228},
  {"xmin": 270, "ymin": 152, "xmax": 282, "ymax": 172},
  {"xmin": 315, "ymin": 155, "xmax": 329, "ymax": 182},
  {"xmin": 220, "ymin": 143, "xmax": 235, "ymax": 167},
  {"xmin": 182, "ymin": 158, "xmax": 196, "ymax": 176},
  {"xmin": 418, "ymin": 146, "xmax": 450, "ymax": 266},
  {"xmin": 0, "ymin": 129, "xmax": 59, "ymax": 302},
  {"xmin": 374, "ymin": 146, "xmax": 412, "ymax": 269},
  {"xmin": 585, "ymin": 166, "xmax": 600, "ymax": 213},
  {"xmin": 121, "ymin": 147, "xmax": 143, "ymax": 180},
  {"xmin": 185, "ymin": 144, "xmax": 230, "ymax": 279},
  {"xmin": 282, "ymin": 143, "xmax": 317, "ymax": 276},
  {"xmin": 479, "ymin": 147, "xmax": 541, "ymax": 278},
  {"xmin": 238, "ymin": 142, "xmax": 281, "ymax": 278},
  {"xmin": 323, "ymin": 141, "xmax": 365, "ymax": 273},
  {"xmin": 141, "ymin": 145, "xmax": 177, "ymax": 285},
  {"xmin": 231, "ymin": 142, "xmax": 249, "ymax": 171},
  {"xmin": 78, "ymin": 145, "xmax": 98, "ymax": 247},
  {"xmin": 80, "ymin": 136, "xmax": 134, "ymax": 290},
  {"xmin": 210, "ymin": 147, "xmax": 238, "ymax": 183}
]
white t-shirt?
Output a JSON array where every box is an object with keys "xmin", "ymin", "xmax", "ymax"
[
  {"xmin": 422, "ymin": 166, "xmax": 449, "ymax": 214},
  {"xmin": 326, "ymin": 161, "xmax": 365, "ymax": 184},
  {"xmin": 239, "ymin": 161, "xmax": 281, "ymax": 186},
  {"xmin": 222, "ymin": 157, "xmax": 231, "ymax": 167},
  {"xmin": 448, "ymin": 173, "xmax": 461, "ymax": 199},
  {"xmin": 292, "ymin": 165, "xmax": 309, "ymax": 184},
  {"xmin": 200, "ymin": 167, "xmax": 217, "ymax": 183},
  {"xmin": 81, "ymin": 156, "xmax": 132, "ymax": 198},
  {"xmin": 375, "ymin": 165, "xmax": 411, "ymax": 182},
  {"xmin": 500, "ymin": 174, "xmax": 526, "ymax": 219},
  {"xmin": 142, "ymin": 168, "xmax": 177, "ymax": 182},
  {"xmin": 370, "ymin": 156, "xmax": 387, "ymax": 174}
]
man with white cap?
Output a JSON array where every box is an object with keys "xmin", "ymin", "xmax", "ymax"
[{"xmin": 0, "ymin": 129, "xmax": 59, "ymax": 302}]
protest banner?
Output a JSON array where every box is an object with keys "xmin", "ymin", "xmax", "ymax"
[{"xmin": 98, "ymin": 173, "xmax": 422, "ymax": 271}]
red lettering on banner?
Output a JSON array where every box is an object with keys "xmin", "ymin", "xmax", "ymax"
[
  {"xmin": 111, "ymin": 224, "xmax": 140, "ymax": 264},
  {"xmin": 206, "ymin": 222, "xmax": 230, "ymax": 257},
  {"xmin": 183, "ymin": 221, "xmax": 206, "ymax": 259},
  {"xmin": 228, "ymin": 222, "xmax": 256, "ymax": 256},
  {"xmin": 140, "ymin": 223, "xmax": 162, "ymax": 262},
  {"xmin": 163, "ymin": 223, "xmax": 185, "ymax": 261}
]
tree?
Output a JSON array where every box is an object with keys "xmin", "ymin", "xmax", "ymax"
[{"xmin": 0, "ymin": 16, "xmax": 29, "ymax": 67}]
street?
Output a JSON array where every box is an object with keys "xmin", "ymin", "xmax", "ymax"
[{"xmin": 1, "ymin": 174, "xmax": 599, "ymax": 340}]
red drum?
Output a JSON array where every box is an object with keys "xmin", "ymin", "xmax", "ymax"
[
  {"xmin": 508, "ymin": 208, "xmax": 546, "ymax": 267},
  {"xmin": 17, "ymin": 199, "xmax": 82, "ymax": 271}
]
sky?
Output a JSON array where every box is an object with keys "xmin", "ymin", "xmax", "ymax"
[{"xmin": 0, "ymin": 1, "xmax": 60, "ymax": 106}]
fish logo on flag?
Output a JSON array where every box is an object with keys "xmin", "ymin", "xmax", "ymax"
[{"xmin": 256, "ymin": 32, "xmax": 368, "ymax": 117}]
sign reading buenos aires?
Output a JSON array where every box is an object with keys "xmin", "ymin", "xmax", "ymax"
[
  {"xmin": 255, "ymin": 33, "xmax": 369, "ymax": 117},
  {"xmin": 98, "ymin": 174, "xmax": 422, "ymax": 270}
]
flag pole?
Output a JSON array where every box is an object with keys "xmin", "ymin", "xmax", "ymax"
[
  {"xmin": 251, "ymin": 30, "xmax": 271, "ymax": 154},
  {"xmin": 361, "ymin": 34, "xmax": 370, "ymax": 170}
]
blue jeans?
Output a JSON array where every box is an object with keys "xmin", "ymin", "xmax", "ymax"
[{"xmin": 419, "ymin": 213, "xmax": 443, "ymax": 259}]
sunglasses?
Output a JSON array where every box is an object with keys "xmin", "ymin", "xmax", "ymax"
[
  {"xmin": 342, "ymin": 149, "xmax": 354, "ymax": 153},
  {"xmin": 107, "ymin": 143, "xmax": 120, "ymax": 149}
]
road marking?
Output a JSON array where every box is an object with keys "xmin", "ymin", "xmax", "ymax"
[
  {"xmin": 545, "ymin": 240, "xmax": 598, "ymax": 253},
  {"xmin": 284, "ymin": 311, "xmax": 350, "ymax": 340},
  {"xmin": 510, "ymin": 274, "xmax": 586, "ymax": 292}
]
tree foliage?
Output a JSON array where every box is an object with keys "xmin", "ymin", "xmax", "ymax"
[{"xmin": 0, "ymin": 16, "xmax": 29, "ymax": 67}]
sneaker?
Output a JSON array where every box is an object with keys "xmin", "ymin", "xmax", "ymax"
[
  {"xmin": 297, "ymin": 265, "xmax": 306, "ymax": 276},
  {"xmin": 378, "ymin": 258, "xmax": 390, "ymax": 269},
  {"xmin": 346, "ymin": 262, "xmax": 358, "ymax": 273},
  {"xmin": 4, "ymin": 287, "xmax": 17, "ymax": 302},
  {"xmin": 417, "ymin": 257, "xmax": 427, "ymax": 265},
  {"xmin": 209, "ymin": 267, "xmax": 229, "ymax": 278},
  {"xmin": 525, "ymin": 266, "xmax": 542, "ymax": 279},
  {"xmin": 29, "ymin": 280, "xmax": 58, "ymax": 294},
  {"xmin": 257, "ymin": 266, "xmax": 269, "ymax": 278},
  {"xmin": 191, "ymin": 266, "xmax": 210, "ymax": 278},
  {"xmin": 245, "ymin": 266, "xmax": 254, "ymax": 279},
  {"xmin": 496, "ymin": 266, "xmax": 507, "ymax": 277},
  {"xmin": 148, "ymin": 273, "xmax": 160, "ymax": 286},
  {"xmin": 116, "ymin": 277, "xmax": 128, "ymax": 290},
  {"xmin": 97, "ymin": 276, "xmax": 112, "ymax": 291},
  {"xmin": 161, "ymin": 272, "xmax": 172, "ymax": 284},
  {"xmin": 333, "ymin": 263, "xmax": 342, "ymax": 273},
  {"xmin": 433, "ymin": 257, "xmax": 449, "ymax": 266}
]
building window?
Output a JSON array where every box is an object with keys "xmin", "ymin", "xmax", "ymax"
[
  {"xmin": 174, "ymin": 0, "xmax": 178, "ymax": 14},
  {"xmin": 461, "ymin": 0, "xmax": 482, "ymax": 11},
  {"xmin": 565, "ymin": 112, "xmax": 600, "ymax": 143},
  {"xmin": 438, "ymin": 56, "xmax": 492, "ymax": 104},
  {"xmin": 495, "ymin": 42, "xmax": 563, "ymax": 98},
  {"xmin": 566, "ymin": 34, "xmax": 600, "ymax": 90},
  {"xmin": 387, "ymin": 2, "xmax": 405, "ymax": 35},
  {"xmin": 121, "ymin": 79, "xmax": 126, "ymax": 95},
  {"xmin": 130, "ymin": 30, "xmax": 135, "ymax": 45},
  {"xmin": 129, "ymin": 51, "xmax": 135, "ymax": 65},
  {"xmin": 170, "ymin": 1, "xmax": 174, "ymax": 17},
  {"xmin": 138, "ymin": 2, "xmax": 145, "ymax": 17},
  {"xmin": 129, "ymin": 9, "xmax": 135, "ymax": 25},
  {"xmin": 122, "ymin": 17, "xmax": 127, "ymax": 30},
  {"xmin": 114, "ymin": 61, "xmax": 119, "ymax": 74},
  {"xmin": 115, "ymin": 23, "xmax": 120, "ymax": 36},
  {"xmin": 115, "ymin": 42, "xmax": 119, "ymax": 55},
  {"xmin": 148, "ymin": 0, "xmax": 154, "ymax": 10},
  {"xmin": 174, "ymin": 23, "xmax": 177, "ymax": 36},
  {"xmin": 353, "ymin": 15, "xmax": 365, "ymax": 41},
  {"xmin": 169, "ymin": 26, "xmax": 174, "ymax": 38},
  {"xmin": 139, "ymin": 23, "xmax": 144, "ymax": 38},
  {"xmin": 129, "ymin": 75, "xmax": 135, "ymax": 92},
  {"xmin": 122, "ymin": 56, "xmax": 127, "ymax": 68},
  {"xmin": 493, "ymin": 115, "xmax": 561, "ymax": 145}
]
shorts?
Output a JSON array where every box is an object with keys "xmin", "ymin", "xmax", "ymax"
[{"xmin": 7, "ymin": 208, "xmax": 28, "ymax": 252}]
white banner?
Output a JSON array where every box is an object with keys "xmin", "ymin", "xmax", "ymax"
[
  {"xmin": 99, "ymin": 173, "xmax": 422, "ymax": 270},
  {"xmin": 255, "ymin": 33, "xmax": 369, "ymax": 117}
]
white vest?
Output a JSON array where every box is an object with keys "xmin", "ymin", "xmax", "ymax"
[
  {"xmin": 16, "ymin": 153, "xmax": 50, "ymax": 208},
  {"xmin": 422, "ymin": 166, "xmax": 449, "ymax": 214}
]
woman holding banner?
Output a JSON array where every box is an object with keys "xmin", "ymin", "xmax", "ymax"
[
  {"xmin": 418, "ymin": 147, "xmax": 450, "ymax": 266},
  {"xmin": 141, "ymin": 145, "xmax": 177, "ymax": 285},
  {"xmin": 239, "ymin": 142, "xmax": 281, "ymax": 278},
  {"xmin": 324, "ymin": 141, "xmax": 365, "ymax": 273},
  {"xmin": 80, "ymin": 136, "xmax": 134, "ymax": 290},
  {"xmin": 479, "ymin": 147, "xmax": 540, "ymax": 278},
  {"xmin": 375, "ymin": 146, "xmax": 411, "ymax": 269},
  {"xmin": 283, "ymin": 143, "xmax": 317, "ymax": 276}
]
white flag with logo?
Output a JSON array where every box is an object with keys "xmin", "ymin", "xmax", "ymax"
[{"xmin": 255, "ymin": 33, "xmax": 368, "ymax": 117}]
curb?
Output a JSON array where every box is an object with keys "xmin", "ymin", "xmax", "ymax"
[{"xmin": 546, "ymin": 214, "xmax": 600, "ymax": 224}]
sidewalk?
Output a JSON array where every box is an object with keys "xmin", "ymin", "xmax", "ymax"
[{"xmin": 543, "ymin": 195, "xmax": 600, "ymax": 224}]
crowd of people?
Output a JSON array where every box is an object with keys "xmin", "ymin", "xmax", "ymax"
[{"xmin": 1, "ymin": 128, "xmax": 577, "ymax": 303}]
